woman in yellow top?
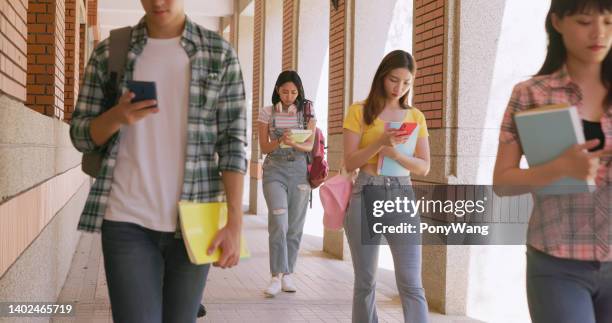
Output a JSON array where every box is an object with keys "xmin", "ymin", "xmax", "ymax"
[{"xmin": 343, "ymin": 50, "xmax": 430, "ymax": 323}]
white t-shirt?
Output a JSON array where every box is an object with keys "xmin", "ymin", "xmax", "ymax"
[{"xmin": 105, "ymin": 36, "xmax": 190, "ymax": 232}]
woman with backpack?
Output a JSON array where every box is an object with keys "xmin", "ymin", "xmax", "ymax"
[
  {"xmin": 494, "ymin": 1, "xmax": 611, "ymax": 322},
  {"xmin": 342, "ymin": 50, "xmax": 430, "ymax": 323},
  {"xmin": 258, "ymin": 70, "xmax": 317, "ymax": 297}
]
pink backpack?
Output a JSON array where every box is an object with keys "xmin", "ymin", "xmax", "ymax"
[{"xmin": 303, "ymin": 101, "xmax": 329, "ymax": 188}]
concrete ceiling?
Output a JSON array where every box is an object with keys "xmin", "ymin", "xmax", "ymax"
[{"xmin": 98, "ymin": 0, "xmax": 235, "ymax": 39}]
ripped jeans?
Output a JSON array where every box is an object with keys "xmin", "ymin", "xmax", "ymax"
[{"xmin": 262, "ymin": 149, "xmax": 311, "ymax": 275}]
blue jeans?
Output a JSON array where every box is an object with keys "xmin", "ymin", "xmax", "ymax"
[
  {"xmin": 101, "ymin": 220, "xmax": 210, "ymax": 323},
  {"xmin": 262, "ymin": 151, "xmax": 311, "ymax": 275},
  {"xmin": 527, "ymin": 246, "xmax": 612, "ymax": 323},
  {"xmin": 344, "ymin": 172, "xmax": 428, "ymax": 323}
]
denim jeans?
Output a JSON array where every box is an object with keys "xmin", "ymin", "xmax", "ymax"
[
  {"xmin": 101, "ymin": 220, "xmax": 210, "ymax": 323},
  {"xmin": 262, "ymin": 150, "xmax": 311, "ymax": 275},
  {"xmin": 344, "ymin": 172, "xmax": 428, "ymax": 323},
  {"xmin": 526, "ymin": 246, "xmax": 612, "ymax": 323}
]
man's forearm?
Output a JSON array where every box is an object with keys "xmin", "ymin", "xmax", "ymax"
[
  {"xmin": 90, "ymin": 109, "xmax": 121, "ymax": 147},
  {"xmin": 221, "ymin": 170, "xmax": 244, "ymax": 228}
]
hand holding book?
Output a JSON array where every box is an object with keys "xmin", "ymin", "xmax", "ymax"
[
  {"xmin": 178, "ymin": 202, "xmax": 250, "ymax": 266},
  {"xmin": 207, "ymin": 222, "xmax": 241, "ymax": 268},
  {"xmin": 553, "ymin": 139, "xmax": 606, "ymax": 182},
  {"xmin": 279, "ymin": 129, "xmax": 313, "ymax": 148},
  {"xmin": 378, "ymin": 122, "xmax": 420, "ymax": 176},
  {"xmin": 513, "ymin": 104, "xmax": 609, "ymax": 194}
]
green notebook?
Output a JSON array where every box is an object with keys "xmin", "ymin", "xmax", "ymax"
[{"xmin": 514, "ymin": 104, "xmax": 595, "ymax": 195}]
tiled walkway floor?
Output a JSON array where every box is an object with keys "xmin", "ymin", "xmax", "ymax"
[{"xmin": 53, "ymin": 215, "xmax": 481, "ymax": 323}]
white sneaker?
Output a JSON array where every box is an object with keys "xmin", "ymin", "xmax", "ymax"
[
  {"xmin": 264, "ymin": 276, "xmax": 282, "ymax": 297},
  {"xmin": 281, "ymin": 274, "xmax": 297, "ymax": 292}
]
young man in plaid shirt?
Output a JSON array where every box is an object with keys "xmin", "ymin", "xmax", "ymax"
[{"xmin": 70, "ymin": 0, "xmax": 247, "ymax": 321}]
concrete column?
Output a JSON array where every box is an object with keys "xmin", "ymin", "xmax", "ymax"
[
  {"xmin": 248, "ymin": 0, "xmax": 265, "ymax": 215},
  {"xmin": 294, "ymin": 0, "xmax": 330, "ymax": 248},
  {"xmin": 248, "ymin": 0, "xmax": 283, "ymax": 216},
  {"xmin": 237, "ymin": 7, "xmax": 254, "ymax": 209},
  {"xmin": 353, "ymin": 0, "xmax": 413, "ymax": 100},
  {"xmin": 322, "ymin": 0, "xmax": 352, "ymax": 259},
  {"xmin": 323, "ymin": 0, "xmax": 414, "ymax": 259},
  {"xmin": 454, "ymin": 1, "xmax": 549, "ymax": 322}
]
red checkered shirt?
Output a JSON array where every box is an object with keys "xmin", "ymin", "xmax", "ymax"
[{"xmin": 500, "ymin": 66, "xmax": 612, "ymax": 261}]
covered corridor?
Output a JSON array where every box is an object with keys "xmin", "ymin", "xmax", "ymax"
[
  {"xmin": 0, "ymin": 0, "xmax": 555, "ymax": 322},
  {"xmin": 51, "ymin": 215, "xmax": 479, "ymax": 323}
]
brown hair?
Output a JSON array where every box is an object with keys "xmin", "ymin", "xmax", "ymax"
[{"xmin": 363, "ymin": 50, "xmax": 417, "ymax": 125}]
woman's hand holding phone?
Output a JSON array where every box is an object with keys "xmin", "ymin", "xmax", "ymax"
[{"xmin": 379, "ymin": 129, "xmax": 410, "ymax": 147}]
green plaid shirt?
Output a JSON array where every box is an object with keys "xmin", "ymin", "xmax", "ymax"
[{"xmin": 70, "ymin": 17, "xmax": 247, "ymax": 233}]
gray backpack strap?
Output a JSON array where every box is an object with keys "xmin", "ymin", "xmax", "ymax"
[
  {"xmin": 107, "ymin": 26, "xmax": 133, "ymax": 104},
  {"xmin": 82, "ymin": 26, "xmax": 132, "ymax": 178}
]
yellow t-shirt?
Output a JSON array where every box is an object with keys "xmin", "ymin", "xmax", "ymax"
[{"xmin": 342, "ymin": 102, "xmax": 429, "ymax": 164}]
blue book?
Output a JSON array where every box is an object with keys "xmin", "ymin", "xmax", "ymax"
[
  {"xmin": 378, "ymin": 122, "xmax": 420, "ymax": 176},
  {"xmin": 514, "ymin": 104, "xmax": 595, "ymax": 195}
]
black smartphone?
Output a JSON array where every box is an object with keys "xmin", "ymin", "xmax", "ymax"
[{"xmin": 126, "ymin": 80, "xmax": 157, "ymax": 108}]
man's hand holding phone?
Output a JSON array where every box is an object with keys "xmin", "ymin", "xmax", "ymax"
[
  {"xmin": 111, "ymin": 91, "xmax": 158, "ymax": 126},
  {"xmin": 89, "ymin": 83, "xmax": 158, "ymax": 146}
]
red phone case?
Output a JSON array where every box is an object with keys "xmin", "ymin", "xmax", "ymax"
[{"xmin": 396, "ymin": 122, "xmax": 417, "ymax": 136}]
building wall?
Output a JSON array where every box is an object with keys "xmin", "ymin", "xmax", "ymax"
[
  {"xmin": 63, "ymin": 0, "xmax": 80, "ymax": 121},
  {"xmin": 327, "ymin": 0, "xmax": 346, "ymax": 138},
  {"xmin": 0, "ymin": 0, "xmax": 95, "ymax": 305},
  {"xmin": 26, "ymin": 0, "xmax": 66, "ymax": 119},
  {"xmin": 412, "ymin": 0, "xmax": 444, "ymax": 129},
  {"xmin": 281, "ymin": 0, "xmax": 297, "ymax": 70},
  {"xmin": 0, "ymin": 95, "xmax": 89, "ymax": 304},
  {"xmin": 1, "ymin": 0, "xmax": 28, "ymax": 102}
]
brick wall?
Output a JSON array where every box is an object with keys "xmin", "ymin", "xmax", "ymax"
[
  {"xmin": 87, "ymin": 0, "xmax": 98, "ymax": 44},
  {"xmin": 413, "ymin": 0, "xmax": 444, "ymax": 129},
  {"xmin": 327, "ymin": 0, "xmax": 346, "ymax": 135},
  {"xmin": 63, "ymin": 0, "xmax": 78, "ymax": 121},
  {"xmin": 78, "ymin": 23, "xmax": 84, "ymax": 80},
  {"xmin": 281, "ymin": 0, "xmax": 296, "ymax": 71},
  {"xmin": 27, "ymin": 0, "xmax": 66, "ymax": 119},
  {"xmin": 53, "ymin": 0, "xmax": 65, "ymax": 119},
  {"xmin": 0, "ymin": 0, "xmax": 28, "ymax": 102},
  {"xmin": 249, "ymin": 0, "xmax": 264, "ymax": 177},
  {"xmin": 252, "ymin": 0, "xmax": 263, "ymax": 147}
]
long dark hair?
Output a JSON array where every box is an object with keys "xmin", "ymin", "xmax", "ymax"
[
  {"xmin": 363, "ymin": 50, "xmax": 417, "ymax": 125},
  {"xmin": 271, "ymin": 70, "xmax": 307, "ymax": 112},
  {"xmin": 537, "ymin": 0, "xmax": 612, "ymax": 106}
]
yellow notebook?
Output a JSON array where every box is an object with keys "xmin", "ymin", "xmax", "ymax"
[
  {"xmin": 178, "ymin": 201, "xmax": 250, "ymax": 265},
  {"xmin": 280, "ymin": 129, "xmax": 313, "ymax": 148}
]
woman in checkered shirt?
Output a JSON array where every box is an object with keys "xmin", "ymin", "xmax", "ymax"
[{"xmin": 493, "ymin": 1, "xmax": 612, "ymax": 322}]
